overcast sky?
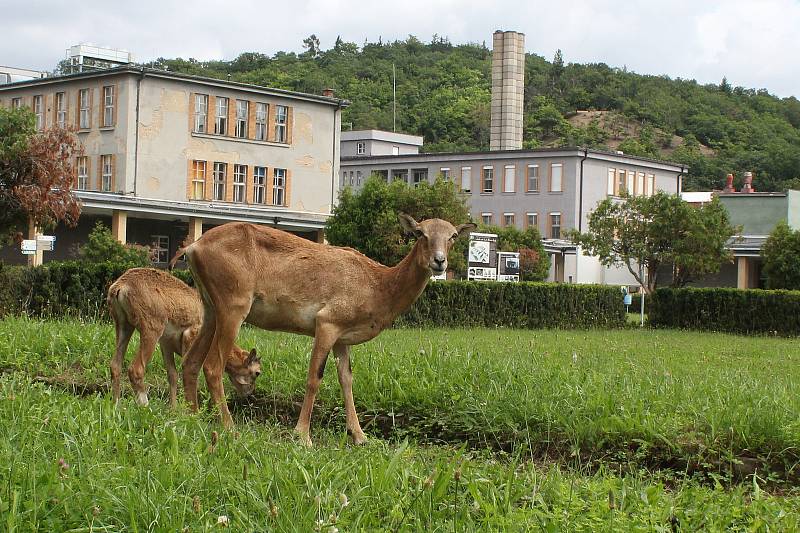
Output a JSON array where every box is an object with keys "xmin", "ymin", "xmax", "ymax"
[{"xmin": 3, "ymin": 0, "xmax": 798, "ymax": 98}]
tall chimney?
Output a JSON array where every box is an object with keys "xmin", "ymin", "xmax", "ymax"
[
  {"xmin": 741, "ymin": 171, "xmax": 755, "ymax": 193},
  {"xmin": 490, "ymin": 30, "xmax": 525, "ymax": 151}
]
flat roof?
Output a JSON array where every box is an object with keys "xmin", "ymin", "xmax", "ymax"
[
  {"xmin": 341, "ymin": 129, "xmax": 423, "ymax": 145},
  {"xmin": 0, "ymin": 65, "xmax": 349, "ymax": 107},
  {"xmin": 343, "ymin": 147, "xmax": 686, "ymax": 172}
]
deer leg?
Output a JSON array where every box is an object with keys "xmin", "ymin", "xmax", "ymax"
[
  {"xmin": 334, "ymin": 343, "xmax": 367, "ymax": 445},
  {"xmin": 182, "ymin": 305, "xmax": 215, "ymax": 412},
  {"xmin": 203, "ymin": 312, "xmax": 245, "ymax": 429},
  {"xmin": 128, "ymin": 324, "xmax": 163, "ymax": 406},
  {"xmin": 160, "ymin": 340, "xmax": 179, "ymax": 409},
  {"xmin": 110, "ymin": 318, "xmax": 134, "ymax": 404},
  {"xmin": 295, "ymin": 327, "xmax": 337, "ymax": 447}
]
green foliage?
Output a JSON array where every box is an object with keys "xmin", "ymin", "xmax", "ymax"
[
  {"xmin": 79, "ymin": 221, "xmax": 151, "ymax": 266},
  {"xmin": 477, "ymin": 224, "xmax": 549, "ymax": 281},
  {"xmin": 325, "ymin": 176, "xmax": 471, "ymax": 274},
  {"xmin": 761, "ymin": 220, "xmax": 800, "ymax": 289},
  {"xmin": 398, "ymin": 281, "xmax": 624, "ymax": 328},
  {"xmin": 650, "ymin": 287, "xmax": 800, "ymax": 335},
  {"xmin": 569, "ymin": 193, "xmax": 735, "ymax": 292}
]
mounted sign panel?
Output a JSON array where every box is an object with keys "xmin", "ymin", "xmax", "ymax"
[
  {"xmin": 467, "ymin": 232, "xmax": 498, "ymax": 281},
  {"xmin": 21, "ymin": 239, "xmax": 37, "ymax": 252},
  {"xmin": 497, "ymin": 251, "xmax": 520, "ymax": 282}
]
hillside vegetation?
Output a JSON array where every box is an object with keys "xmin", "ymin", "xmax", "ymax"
[{"xmin": 148, "ymin": 35, "xmax": 800, "ymax": 192}]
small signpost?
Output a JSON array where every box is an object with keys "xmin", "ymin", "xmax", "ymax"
[
  {"xmin": 20, "ymin": 235, "xmax": 56, "ymax": 256},
  {"xmin": 467, "ymin": 232, "xmax": 498, "ymax": 281},
  {"xmin": 497, "ymin": 251, "xmax": 520, "ymax": 282}
]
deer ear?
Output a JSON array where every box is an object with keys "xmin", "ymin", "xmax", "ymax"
[
  {"xmin": 247, "ymin": 348, "xmax": 259, "ymax": 364},
  {"xmin": 399, "ymin": 213, "xmax": 423, "ymax": 237},
  {"xmin": 455, "ymin": 222, "xmax": 477, "ymax": 238}
]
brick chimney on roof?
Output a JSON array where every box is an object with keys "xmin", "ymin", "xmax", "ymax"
[
  {"xmin": 723, "ymin": 173, "xmax": 735, "ymax": 193},
  {"xmin": 741, "ymin": 171, "xmax": 755, "ymax": 193},
  {"xmin": 322, "ymin": 88, "xmax": 335, "ymax": 97}
]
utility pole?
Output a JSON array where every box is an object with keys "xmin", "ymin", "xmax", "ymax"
[{"xmin": 392, "ymin": 63, "xmax": 396, "ymax": 132}]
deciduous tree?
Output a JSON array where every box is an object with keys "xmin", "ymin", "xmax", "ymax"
[{"xmin": 761, "ymin": 221, "xmax": 800, "ymax": 290}]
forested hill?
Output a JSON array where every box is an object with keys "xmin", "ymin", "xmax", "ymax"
[{"xmin": 147, "ymin": 35, "xmax": 800, "ymax": 192}]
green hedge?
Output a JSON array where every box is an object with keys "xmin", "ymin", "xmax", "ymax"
[
  {"xmin": 650, "ymin": 287, "xmax": 800, "ymax": 336},
  {"xmin": 398, "ymin": 281, "xmax": 625, "ymax": 329},
  {"xmin": 1, "ymin": 263, "xmax": 626, "ymax": 328}
]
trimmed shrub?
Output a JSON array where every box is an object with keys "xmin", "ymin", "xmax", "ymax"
[
  {"xmin": 398, "ymin": 281, "xmax": 625, "ymax": 329},
  {"xmin": 650, "ymin": 287, "xmax": 800, "ymax": 336}
]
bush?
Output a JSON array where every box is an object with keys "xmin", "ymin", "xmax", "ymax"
[
  {"xmin": 398, "ymin": 281, "xmax": 625, "ymax": 329},
  {"xmin": 80, "ymin": 221, "xmax": 151, "ymax": 266},
  {"xmin": 650, "ymin": 287, "xmax": 800, "ymax": 336}
]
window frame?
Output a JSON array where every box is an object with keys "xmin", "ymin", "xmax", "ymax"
[
  {"xmin": 79, "ymin": 88, "xmax": 90, "ymax": 129},
  {"xmin": 254, "ymin": 102, "xmax": 268, "ymax": 141},
  {"xmin": 11, "ymin": 97, "xmax": 22, "ymax": 109},
  {"xmin": 636, "ymin": 171, "xmax": 645, "ymax": 197},
  {"xmin": 212, "ymin": 162, "xmax": 227, "ymax": 201},
  {"xmin": 481, "ymin": 212, "xmax": 493, "ymax": 225},
  {"xmin": 191, "ymin": 160, "xmax": 206, "ymax": 200},
  {"xmin": 549, "ymin": 212, "xmax": 562, "ymax": 239},
  {"xmin": 526, "ymin": 212, "xmax": 538, "ymax": 229},
  {"xmin": 253, "ymin": 166, "xmax": 267, "ymax": 204},
  {"xmin": 549, "ymin": 163, "xmax": 563, "ymax": 193},
  {"xmin": 151, "ymin": 235, "xmax": 170, "ymax": 264},
  {"xmin": 76, "ymin": 156, "xmax": 88, "ymax": 190},
  {"xmin": 215, "ymin": 97, "xmax": 229, "ymax": 135},
  {"xmin": 275, "ymin": 105, "xmax": 288, "ymax": 143},
  {"xmin": 102, "ymin": 85, "xmax": 115, "ymax": 127},
  {"xmin": 460, "ymin": 167, "xmax": 472, "ymax": 192},
  {"xmin": 503, "ymin": 212, "xmax": 516, "ymax": 227},
  {"xmin": 356, "ymin": 141, "xmax": 366, "ymax": 155},
  {"xmin": 233, "ymin": 164, "xmax": 247, "ymax": 202},
  {"xmin": 235, "ymin": 99, "xmax": 248, "ymax": 138},
  {"xmin": 527, "ymin": 164, "xmax": 540, "ymax": 192},
  {"xmin": 272, "ymin": 167, "xmax": 287, "ymax": 206},
  {"xmin": 412, "ymin": 168, "xmax": 428, "ymax": 188},
  {"xmin": 503, "ymin": 165, "xmax": 516, "ymax": 193},
  {"xmin": 607, "ymin": 168, "xmax": 616, "ymax": 196},
  {"xmin": 194, "ymin": 94, "xmax": 208, "ymax": 133},
  {"xmin": 100, "ymin": 154, "xmax": 113, "ymax": 192},
  {"xmin": 33, "ymin": 95, "xmax": 43, "ymax": 130},
  {"xmin": 482, "ymin": 165, "xmax": 494, "ymax": 194},
  {"xmin": 391, "ymin": 169, "xmax": 408, "ymax": 183},
  {"xmin": 646, "ymin": 173, "xmax": 656, "ymax": 196},
  {"xmin": 55, "ymin": 92, "xmax": 67, "ymax": 128}
]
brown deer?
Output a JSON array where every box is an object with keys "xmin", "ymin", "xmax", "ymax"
[
  {"xmin": 107, "ymin": 268, "xmax": 262, "ymax": 407},
  {"xmin": 178, "ymin": 214, "xmax": 475, "ymax": 445}
]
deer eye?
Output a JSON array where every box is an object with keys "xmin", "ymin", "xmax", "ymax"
[{"xmin": 450, "ymin": 233, "xmax": 458, "ymax": 240}]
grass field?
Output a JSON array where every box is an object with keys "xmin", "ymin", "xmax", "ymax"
[{"xmin": 2, "ymin": 316, "xmax": 800, "ymax": 530}]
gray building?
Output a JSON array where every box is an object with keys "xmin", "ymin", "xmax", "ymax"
[
  {"xmin": 340, "ymin": 146, "xmax": 685, "ymax": 284},
  {"xmin": 340, "ymin": 129, "xmax": 422, "ymax": 158},
  {"xmin": 0, "ymin": 66, "xmax": 346, "ymax": 266}
]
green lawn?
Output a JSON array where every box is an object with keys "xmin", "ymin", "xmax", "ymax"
[{"xmin": 1, "ymin": 316, "xmax": 800, "ymax": 530}]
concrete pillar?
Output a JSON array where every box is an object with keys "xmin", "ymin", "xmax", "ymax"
[
  {"xmin": 188, "ymin": 216, "xmax": 203, "ymax": 243},
  {"xmin": 27, "ymin": 218, "xmax": 43, "ymax": 267},
  {"xmin": 554, "ymin": 253, "xmax": 565, "ymax": 283},
  {"xmin": 315, "ymin": 229, "xmax": 325, "ymax": 243},
  {"xmin": 111, "ymin": 210, "xmax": 127, "ymax": 244},
  {"xmin": 736, "ymin": 256, "xmax": 750, "ymax": 289}
]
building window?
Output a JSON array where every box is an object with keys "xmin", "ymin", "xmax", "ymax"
[
  {"xmin": 194, "ymin": 94, "xmax": 208, "ymax": 133},
  {"xmin": 272, "ymin": 168, "xmax": 286, "ymax": 206},
  {"xmin": 503, "ymin": 165, "xmax": 516, "ymax": 193},
  {"xmin": 76, "ymin": 156, "xmax": 88, "ymax": 190},
  {"xmin": 275, "ymin": 105, "xmax": 288, "ymax": 143},
  {"xmin": 349, "ymin": 171, "xmax": 355, "ymax": 186},
  {"xmin": 191, "ymin": 160, "xmax": 206, "ymax": 200},
  {"xmin": 626, "ymin": 171, "xmax": 635, "ymax": 196},
  {"xmin": 550, "ymin": 213, "xmax": 562, "ymax": 239},
  {"xmin": 233, "ymin": 164, "xmax": 247, "ymax": 202},
  {"xmin": 79, "ymin": 89, "xmax": 90, "ymax": 129},
  {"xmin": 102, "ymin": 86, "xmax": 114, "ymax": 127},
  {"xmin": 100, "ymin": 155, "xmax": 113, "ymax": 192},
  {"xmin": 255, "ymin": 103, "xmax": 267, "ymax": 141},
  {"xmin": 356, "ymin": 142, "xmax": 365, "ymax": 155},
  {"xmin": 412, "ymin": 169, "xmax": 428, "ymax": 187},
  {"xmin": 503, "ymin": 213, "xmax": 516, "ymax": 227},
  {"xmin": 607, "ymin": 168, "xmax": 616, "ymax": 196},
  {"xmin": 550, "ymin": 163, "xmax": 563, "ymax": 192},
  {"xmin": 636, "ymin": 172, "xmax": 645, "ymax": 196},
  {"xmin": 392, "ymin": 146, "xmax": 400, "ymax": 155},
  {"xmin": 55, "ymin": 92, "xmax": 66, "ymax": 128},
  {"xmin": 481, "ymin": 213, "xmax": 493, "ymax": 225},
  {"xmin": 235, "ymin": 100, "xmax": 248, "ymax": 138},
  {"xmin": 646, "ymin": 174, "xmax": 655, "ymax": 196},
  {"xmin": 392, "ymin": 169, "xmax": 408, "ymax": 183},
  {"xmin": 461, "ymin": 167, "xmax": 471, "ymax": 192},
  {"xmin": 526, "ymin": 213, "xmax": 538, "ymax": 228},
  {"xmin": 617, "ymin": 169, "xmax": 627, "ymax": 195},
  {"xmin": 151, "ymin": 235, "xmax": 170, "ymax": 264},
  {"xmin": 253, "ymin": 166, "xmax": 267, "ymax": 203},
  {"xmin": 11, "ymin": 97, "xmax": 22, "ymax": 109},
  {"xmin": 482, "ymin": 166, "xmax": 494, "ymax": 193},
  {"xmin": 215, "ymin": 97, "xmax": 228, "ymax": 135},
  {"xmin": 213, "ymin": 162, "xmax": 227, "ymax": 201},
  {"xmin": 439, "ymin": 167, "xmax": 451, "ymax": 180},
  {"xmin": 356, "ymin": 170, "xmax": 363, "ymax": 186},
  {"xmin": 373, "ymin": 169, "xmax": 389, "ymax": 182},
  {"xmin": 33, "ymin": 95, "xmax": 43, "ymax": 130},
  {"xmin": 527, "ymin": 165, "xmax": 539, "ymax": 192}
]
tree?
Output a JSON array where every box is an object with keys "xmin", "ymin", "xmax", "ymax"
[
  {"xmin": 761, "ymin": 221, "xmax": 800, "ymax": 289},
  {"xmin": 79, "ymin": 221, "xmax": 151, "ymax": 266},
  {"xmin": 478, "ymin": 224, "xmax": 550, "ymax": 281},
  {"xmin": 325, "ymin": 176, "xmax": 471, "ymax": 275},
  {"xmin": 568, "ymin": 192, "xmax": 734, "ymax": 292},
  {"xmin": 0, "ymin": 107, "xmax": 82, "ymax": 243},
  {"xmin": 302, "ymin": 34, "xmax": 321, "ymax": 58}
]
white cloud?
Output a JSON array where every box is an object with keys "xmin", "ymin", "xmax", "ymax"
[{"xmin": 1, "ymin": 0, "xmax": 798, "ymax": 97}]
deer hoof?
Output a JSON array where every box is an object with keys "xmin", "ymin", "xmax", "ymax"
[
  {"xmin": 294, "ymin": 429, "xmax": 313, "ymax": 447},
  {"xmin": 135, "ymin": 391, "xmax": 149, "ymax": 406},
  {"xmin": 348, "ymin": 428, "xmax": 368, "ymax": 446}
]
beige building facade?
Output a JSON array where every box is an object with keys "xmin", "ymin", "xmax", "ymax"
[{"xmin": 0, "ymin": 66, "xmax": 345, "ymax": 266}]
